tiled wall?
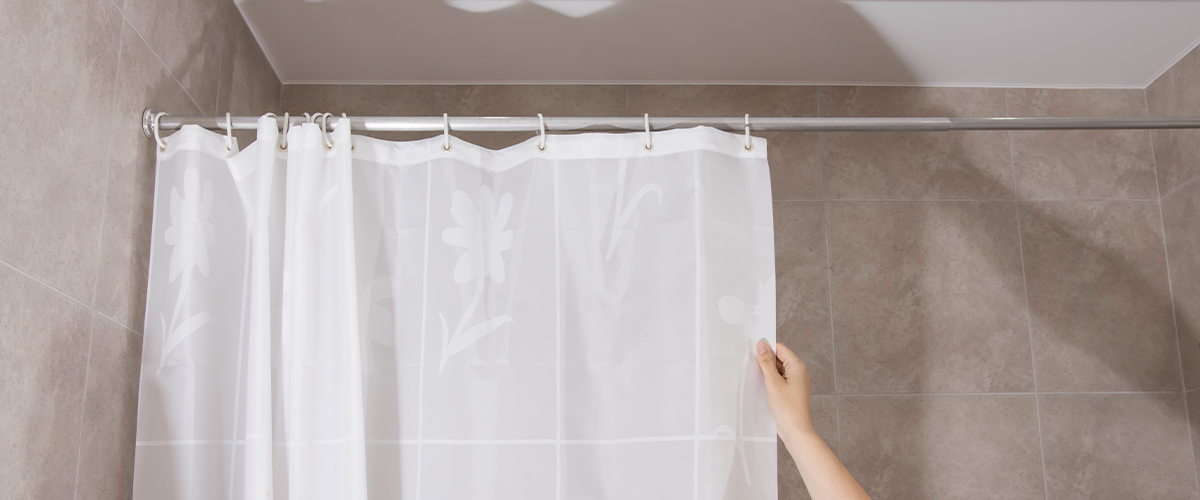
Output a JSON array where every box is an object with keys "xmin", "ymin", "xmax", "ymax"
[
  {"xmin": 283, "ymin": 81, "xmax": 1200, "ymax": 499},
  {"xmin": 1150, "ymin": 44, "xmax": 1200, "ymax": 490},
  {"xmin": 1, "ymin": 0, "xmax": 279, "ymax": 498}
]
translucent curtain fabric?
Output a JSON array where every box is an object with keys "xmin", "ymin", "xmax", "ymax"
[{"xmin": 132, "ymin": 118, "xmax": 778, "ymax": 500}]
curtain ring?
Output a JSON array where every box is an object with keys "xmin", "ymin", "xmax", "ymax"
[
  {"xmin": 744, "ymin": 113, "xmax": 753, "ymax": 151},
  {"xmin": 536, "ymin": 113, "xmax": 547, "ymax": 152},
  {"xmin": 152, "ymin": 112, "xmax": 169, "ymax": 152},
  {"xmin": 320, "ymin": 113, "xmax": 335, "ymax": 150},
  {"xmin": 643, "ymin": 113, "xmax": 653, "ymax": 151},
  {"xmin": 279, "ymin": 112, "xmax": 290, "ymax": 151},
  {"xmin": 343, "ymin": 113, "xmax": 354, "ymax": 151},
  {"xmin": 224, "ymin": 113, "xmax": 234, "ymax": 152},
  {"xmin": 442, "ymin": 113, "xmax": 452, "ymax": 152}
]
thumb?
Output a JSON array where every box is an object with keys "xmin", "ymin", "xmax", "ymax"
[{"xmin": 754, "ymin": 341, "xmax": 784, "ymax": 386}]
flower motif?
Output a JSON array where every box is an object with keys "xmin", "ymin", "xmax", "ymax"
[
  {"xmin": 442, "ymin": 186, "xmax": 514, "ymax": 284},
  {"xmin": 718, "ymin": 275, "xmax": 776, "ymax": 340},
  {"xmin": 164, "ymin": 167, "xmax": 214, "ymax": 281}
]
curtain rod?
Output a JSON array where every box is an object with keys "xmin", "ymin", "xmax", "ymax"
[{"xmin": 141, "ymin": 109, "xmax": 1200, "ymax": 137}]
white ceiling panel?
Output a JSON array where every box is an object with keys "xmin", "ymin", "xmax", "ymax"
[{"xmin": 236, "ymin": 0, "xmax": 1200, "ymax": 88}]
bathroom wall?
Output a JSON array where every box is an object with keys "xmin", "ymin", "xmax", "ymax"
[
  {"xmin": 0, "ymin": 0, "xmax": 279, "ymax": 498},
  {"xmin": 283, "ymin": 81, "xmax": 1199, "ymax": 499},
  {"xmin": 1149, "ymin": 44, "xmax": 1200, "ymax": 486}
]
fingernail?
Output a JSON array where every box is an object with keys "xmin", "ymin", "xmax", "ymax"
[{"xmin": 756, "ymin": 341, "xmax": 768, "ymax": 355}]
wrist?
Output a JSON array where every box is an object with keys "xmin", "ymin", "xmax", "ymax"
[{"xmin": 777, "ymin": 420, "xmax": 817, "ymax": 446}]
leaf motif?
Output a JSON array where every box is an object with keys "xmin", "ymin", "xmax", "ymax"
[
  {"xmin": 158, "ymin": 311, "xmax": 212, "ymax": 373},
  {"xmin": 439, "ymin": 315, "xmax": 513, "ymax": 373},
  {"xmin": 718, "ymin": 295, "xmax": 747, "ymax": 324}
]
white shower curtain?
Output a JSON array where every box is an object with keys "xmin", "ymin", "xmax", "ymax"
[{"xmin": 132, "ymin": 116, "xmax": 778, "ymax": 500}]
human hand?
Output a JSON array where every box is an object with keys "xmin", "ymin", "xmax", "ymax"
[{"xmin": 753, "ymin": 340, "xmax": 814, "ymax": 441}]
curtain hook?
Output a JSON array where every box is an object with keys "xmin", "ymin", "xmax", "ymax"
[
  {"xmin": 744, "ymin": 113, "xmax": 753, "ymax": 151},
  {"xmin": 279, "ymin": 112, "xmax": 290, "ymax": 151},
  {"xmin": 536, "ymin": 113, "xmax": 547, "ymax": 152},
  {"xmin": 224, "ymin": 113, "xmax": 234, "ymax": 152},
  {"xmin": 152, "ymin": 111, "xmax": 169, "ymax": 152},
  {"xmin": 442, "ymin": 113, "xmax": 452, "ymax": 152},
  {"xmin": 643, "ymin": 113, "xmax": 653, "ymax": 151},
  {"xmin": 320, "ymin": 113, "xmax": 334, "ymax": 150}
]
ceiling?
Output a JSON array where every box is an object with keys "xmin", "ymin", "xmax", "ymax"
[{"xmin": 236, "ymin": 0, "xmax": 1200, "ymax": 88}]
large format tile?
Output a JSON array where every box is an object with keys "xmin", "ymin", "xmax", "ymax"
[
  {"xmin": 93, "ymin": 22, "xmax": 205, "ymax": 331},
  {"xmin": 0, "ymin": 0, "xmax": 122, "ymax": 301},
  {"xmin": 627, "ymin": 86, "xmax": 824, "ymax": 200},
  {"xmin": 819, "ymin": 87, "xmax": 1013, "ymax": 200},
  {"xmin": 828, "ymin": 202, "xmax": 1033, "ymax": 393},
  {"xmin": 1007, "ymin": 89, "xmax": 1156, "ymax": 200},
  {"xmin": 773, "ymin": 202, "xmax": 833, "ymax": 394},
  {"xmin": 1147, "ymin": 46, "xmax": 1200, "ymax": 197},
  {"xmin": 1189, "ymin": 389, "xmax": 1200, "ymax": 486},
  {"xmin": 75, "ymin": 314, "xmax": 142, "ymax": 500},
  {"xmin": 778, "ymin": 396, "xmax": 838, "ymax": 500},
  {"xmin": 1040, "ymin": 393, "xmax": 1198, "ymax": 500},
  {"xmin": 1019, "ymin": 201, "xmax": 1180, "ymax": 391},
  {"xmin": 123, "ymin": 0, "xmax": 233, "ymax": 113},
  {"xmin": 839, "ymin": 395, "xmax": 1045, "ymax": 500},
  {"xmin": 281, "ymin": 85, "xmax": 626, "ymax": 148},
  {"xmin": 214, "ymin": 5, "xmax": 281, "ymax": 146},
  {"xmin": 1163, "ymin": 179, "xmax": 1200, "ymax": 389},
  {"xmin": 0, "ymin": 265, "xmax": 92, "ymax": 499}
]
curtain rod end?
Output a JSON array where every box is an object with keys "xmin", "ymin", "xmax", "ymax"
[{"xmin": 142, "ymin": 108, "xmax": 155, "ymax": 138}]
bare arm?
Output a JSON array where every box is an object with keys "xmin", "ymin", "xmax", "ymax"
[{"xmin": 754, "ymin": 341, "xmax": 871, "ymax": 500}]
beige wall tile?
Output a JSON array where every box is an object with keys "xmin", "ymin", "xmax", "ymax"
[
  {"xmin": 778, "ymin": 396, "xmax": 837, "ymax": 500},
  {"xmin": 1007, "ymin": 89, "xmax": 1156, "ymax": 200},
  {"xmin": 1018, "ymin": 201, "xmax": 1180, "ymax": 391},
  {"xmin": 0, "ymin": 265, "xmax": 92, "ymax": 499},
  {"xmin": 1147, "ymin": 46, "xmax": 1200, "ymax": 197},
  {"xmin": 75, "ymin": 314, "xmax": 142, "ymax": 500},
  {"xmin": 1164, "ymin": 180, "xmax": 1200, "ymax": 389},
  {"xmin": 215, "ymin": 6, "xmax": 281, "ymax": 146},
  {"xmin": 123, "ymin": 0, "xmax": 233, "ymax": 113},
  {"xmin": 828, "ymin": 202, "xmax": 1033, "ymax": 393},
  {"xmin": 773, "ymin": 202, "xmax": 833, "ymax": 394},
  {"xmin": 93, "ymin": 22, "xmax": 205, "ymax": 332},
  {"xmin": 1040, "ymin": 393, "xmax": 1198, "ymax": 500},
  {"xmin": 627, "ymin": 85, "xmax": 824, "ymax": 200},
  {"xmin": 819, "ymin": 87, "xmax": 1013, "ymax": 200},
  {"xmin": 839, "ymin": 395, "xmax": 1045, "ymax": 500},
  {"xmin": 0, "ymin": 0, "xmax": 122, "ymax": 301}
]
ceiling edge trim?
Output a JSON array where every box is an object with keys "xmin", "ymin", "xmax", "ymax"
[
  {"xmin": 278, "ymin": 79, "xmax": 1148, "ymax": 90},
  {"xmin": 235, "ymin": 1, "xmax": 288, "ymax": 87},
  {"xmin": 1143, "ymin": 33, "xmax": 1200, "ymax": 89}
]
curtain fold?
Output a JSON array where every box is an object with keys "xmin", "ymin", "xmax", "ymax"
[{"xmin": 133, "ymin": 118, "xmax": 778, "ymax": 500}]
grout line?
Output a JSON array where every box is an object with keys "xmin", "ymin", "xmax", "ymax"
[
  {"xmin": 87, "ymin": 15, "xmax": 128, "ymax": 323},
  {"xmin": 1161, "ymin": 174, "xmax": 1200, "ymax": 202},
  {"xmin": 1188, "ymin": 386, "xmax": 1200, "ymax": 394},
  {"xmin": 1, "ymin": 258, "xmax": 92, "ymax": 312},
  {"xmin": 118, "ymin": 15, "xmax": 206, "ymax": 116},
  {"xmin": 71, "ymin": 315, "xmax": 98, "ymax": 500},
  {"xmin": 1010, "ymin": 190, "xmax": 1050, "ymax": 500},
  {"xmin": 822, "ymin": 201, "xmax": 841, "ymax": 455},
  {"xmin": 837, "ymin": 391, "xmax": 1183, "ymax": 397},
  {"xmin": 279, "ymin": 80, "xmax": 1152, "ymax": 90},
  {"xmin": 1149, "ymin": 100, "xmax": 1200, "ymax": 495}
]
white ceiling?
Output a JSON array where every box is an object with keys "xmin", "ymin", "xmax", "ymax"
[{"xmin": 236, "ymin": 0, "xmax": 1200, "ymax": 88}]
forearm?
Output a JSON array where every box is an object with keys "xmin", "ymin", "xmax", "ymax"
[{"xmin": 780, "ymin": 426, "xmax": 871, "ymax": 500}]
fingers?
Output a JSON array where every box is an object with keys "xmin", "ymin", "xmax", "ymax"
[
  {"xmin": 754, "ymin": 341, "xmax": 784, "ymax": 386},
  {"xmin": 774, "ymin": 342, "xmax": 805, "ymax": 379}
]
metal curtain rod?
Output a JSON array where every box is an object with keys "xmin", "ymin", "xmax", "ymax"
[{"xmin": 141, "ymin": 109, "xmax": 1200, "ymax": 137}]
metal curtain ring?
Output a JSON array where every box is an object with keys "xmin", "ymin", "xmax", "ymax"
[
  {"xmin": 224, "ymin": 112, "xmax": 232, "ymax": 151},
  {"xmin": 279, "ymin": 112, "xmax": 290, "ymax": 151},
  {"xmin": 536, "ymin": 113, "xmax": 547, "ymax": 151},
  {"xmin": 643, "ymin": 113, "xmax": 653, "ymax": 151},
  {"xmin": 152, "ymin": 112, "xmax": 169, "ymax": 151},
  {"xmin": 442, "ymin": 113, "xmax": 452, "ymax": 151},
  {"xmin": 320, "ymin": 113, "xmax": 334, "ymax": 149},
  {"xmin": 744, "ymin": 113, "xmax": 753, "ymax": 151}
]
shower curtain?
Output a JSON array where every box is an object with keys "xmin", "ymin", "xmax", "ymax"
[{"xmin": 131, "ymin": 116, "xmax": 777, "ymax": 500}]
